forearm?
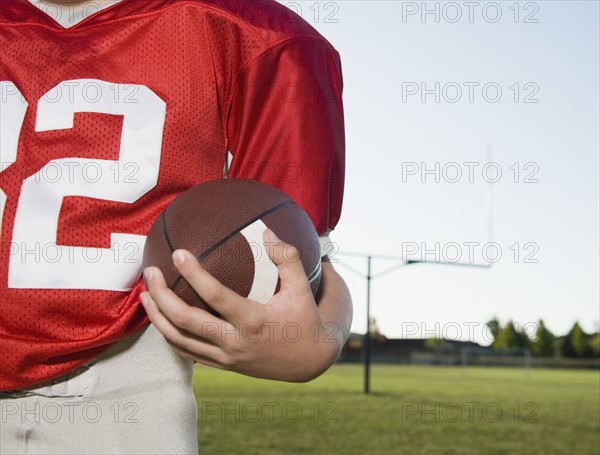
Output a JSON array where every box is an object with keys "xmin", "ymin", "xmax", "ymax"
[{"xmin": 315, "ymin": 261, "xmax": 353, "ymax": 360}]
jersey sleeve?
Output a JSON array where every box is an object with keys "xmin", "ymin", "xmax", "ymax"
[{"xmin": 225, "ymin": 37, "xmax": 345, "ymax": 236}]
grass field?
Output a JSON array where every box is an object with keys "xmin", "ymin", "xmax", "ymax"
[{"xmin": 193, "ymin": 364, "xmax": 600, "ymax": 454}]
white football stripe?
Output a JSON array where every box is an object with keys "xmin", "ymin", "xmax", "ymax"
[{"xmin": 239, "ymin": 220, "xmax": 279, "ymax": 304}]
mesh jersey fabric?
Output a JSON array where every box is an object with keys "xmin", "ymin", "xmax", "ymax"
[{"xmin": 0, "ymin": 0, "xmax": 345, "ymax": 390}]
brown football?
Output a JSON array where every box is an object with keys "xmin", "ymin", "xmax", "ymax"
[{"xmin": 142, "ymin": 179, "xmax": 322, "ymax": 314}]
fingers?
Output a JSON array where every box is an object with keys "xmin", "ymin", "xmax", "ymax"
[
  {"xmin": 140, "ymin": 290, "xmax": 229, "ymax": 364},
  {"xmin": 263, "ymin": 229, "xmax": 311, "ymax": 294},
  {"xmin": 167, "ymin": 342, "xmax": 228, "ymax": 371},
  {"xmin": 171, "ymin": 249, "xmax": 255, "ymax": 321},
  {"xmin": 143, "ymin": 265, "xmax": 228, "ymax": 343}
]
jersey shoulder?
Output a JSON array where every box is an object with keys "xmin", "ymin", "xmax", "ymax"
[{"xmin": 198, "ymin": 0, "xmax": 330, "ymax": 46}]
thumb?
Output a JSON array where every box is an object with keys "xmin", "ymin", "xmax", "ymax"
[{"xmin": 263, "ymin": 228, "xmax": 310, "ymax": 293}]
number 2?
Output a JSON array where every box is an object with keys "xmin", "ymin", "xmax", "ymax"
[{"xmin": 1, "ymin": 79, "xmax": 166, "ymax": 291}]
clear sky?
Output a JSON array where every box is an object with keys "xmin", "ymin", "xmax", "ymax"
[{"xmin": 278, "ymin": 0, "xmax": 600, "ymax": 343}]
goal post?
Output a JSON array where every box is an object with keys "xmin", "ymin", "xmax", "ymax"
[{"xmin": 461, "ymin": 346, "xmax": 532, "ymax": 377}]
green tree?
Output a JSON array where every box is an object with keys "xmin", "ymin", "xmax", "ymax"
[
  {"xmin": 533, "ymin": 319, "xmax": 556, "ymax": 357},
  {"xmin": 516, "ymin": 325, "xmax": 532, "ymax": 349},
  {"xmin": 561, "ymin": 322, "xmax": 591, "ymax": 358},
  {"xmin": 486, "ymin": 317, "xmax": 501, "ymax": 343},
  {"xmin": 590, "ymin": 333, "xmax": 600, "ymax": 357},
  {"xmin": 368, "ymin": 317, "xmax": 385, "ymax": 342},
  {"xmin": 493, "ymin": 321, "xmax": 531, "ymax": 350},
  {"xmin": 493, "ymin": 321, "xmax": 518, "ymax": 349}
]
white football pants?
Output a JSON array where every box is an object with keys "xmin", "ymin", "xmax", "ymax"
[{"xmin": 0, "ymin": 324, "xmax": 197, "ymax": 455}]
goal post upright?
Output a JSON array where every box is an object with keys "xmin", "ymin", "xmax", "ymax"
[{"xmin": 336, "ymin": 145, "xmax": 495, "ymax": 394}]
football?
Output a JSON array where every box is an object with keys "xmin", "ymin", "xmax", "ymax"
[{"xmin": 142, "ymin": 179, "xmax": 322, "ymax": 314}]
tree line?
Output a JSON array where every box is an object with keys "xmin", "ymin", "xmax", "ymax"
[{"xmin": 486, "ymin": 318, "xmax": 600, "ymax": 358}]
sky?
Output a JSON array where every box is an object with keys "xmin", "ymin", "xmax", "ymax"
[{"xmin": 277, "ymin": 0, "xmax": 600, "ymax": 343}]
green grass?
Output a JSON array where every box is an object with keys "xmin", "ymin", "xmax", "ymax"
[{"xmin": 193, "ymin": 364, "xmax": 600, "ymax": 454}]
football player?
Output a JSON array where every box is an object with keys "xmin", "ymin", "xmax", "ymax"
[{"xmin": 0, "ymin": 0, "xmax": 352, "ymax": 453}]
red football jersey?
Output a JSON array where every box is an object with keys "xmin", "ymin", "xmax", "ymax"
[{"xmin": 0, "ymin": 0, "xmax": 345, "ymax": 390}]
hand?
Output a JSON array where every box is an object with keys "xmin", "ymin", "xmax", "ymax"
[{"xmin": 140, "ymin": 229, "xmax": 347, "ymax": 382}]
